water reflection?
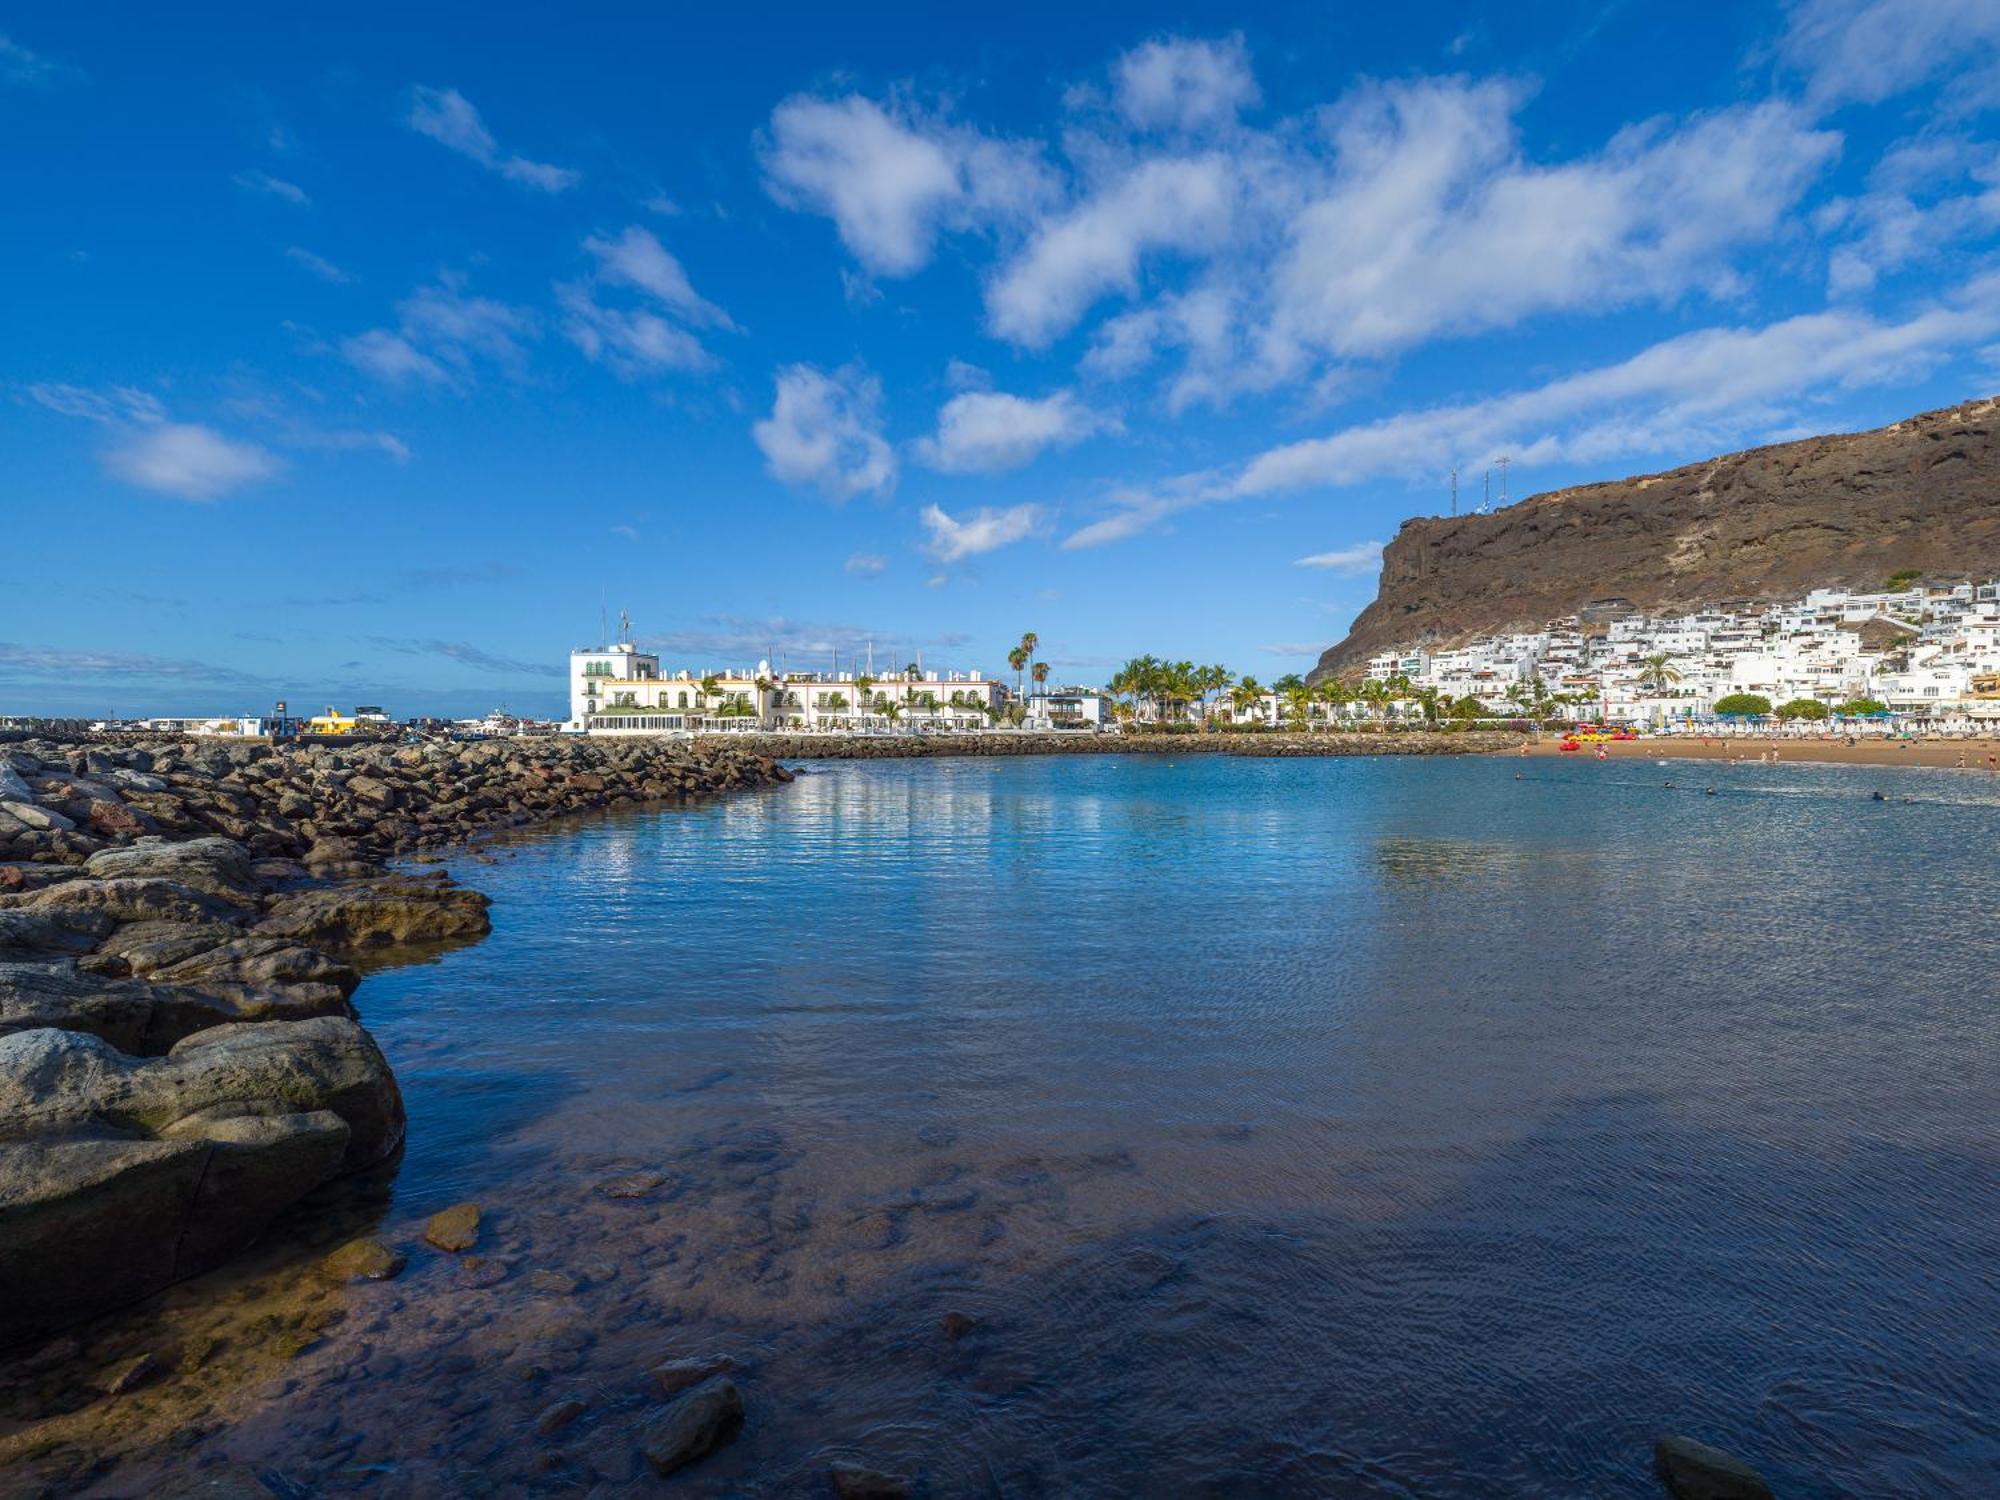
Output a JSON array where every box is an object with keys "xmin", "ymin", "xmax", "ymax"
[{"xmin": 3, "ymin": 756, "xmax": 1996, "ymax": 1496}]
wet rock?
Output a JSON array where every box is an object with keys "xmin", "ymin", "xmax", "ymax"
[
  {"xmin": 535, "ymin": 1396, "xmax": 587, "ymax": 1436},
  {"xmin": 97, "ymin": 1350, "xmax": 165, "ymax": 1395},
  {"xmin": 0, "ymin": 1017, "xmax": 403, "ymax": 1345},
  {"xmin": 319, "ymin": 1237, "xmax": 406, "ymax": 1283},
  {"xmin": 638, "ymin": 1378, "xmax": 745, "ymax": 1477},
  {"xmin": 647, "ymin": 1354, "xmax": 738, "ymax": 1399},
  {"xmin": 527, "ymin": 1268, "xmax": 581, "ymax": 1296},
  {"xmin": 82, "ymin": 835, "xmax": 256, "ymax": 894},
  {"xmin": 424, "ymin": 1201, "xmax": 481, "ymax": 1252},
  {"xmin": 1653, "ymin": 1436, "xmax": 1775, "ymax": 1500},
  {"xmin": 598, "ymin": 1171, "xmax": 666, "ymax": 1199},
  {"xmin": 940, "ymin": 1311, "xmax": 976, "ymax": 1341},
  {"xmin": 829, "ymin": 1461, "xmax": 915, "ymax": 1499},
  {"xmin": 456, "ymin": 1255, "xmax": 508, "ymax": 1288},
  {"xmin": 257, "ymin": 879, "xmax": 490, "ymax": 954}
]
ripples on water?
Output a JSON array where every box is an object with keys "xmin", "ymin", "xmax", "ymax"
[{"xmin": 8, "ymin": 756, "xmax": 1999, "ymax": 1496}]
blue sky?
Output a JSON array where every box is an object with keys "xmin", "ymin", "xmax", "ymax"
[{"xmin": 4, "ymin": 1, "xmax": 1999, "ymax": 717}]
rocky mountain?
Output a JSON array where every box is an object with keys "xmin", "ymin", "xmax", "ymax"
[{"xmin": 1310, "ymin": 396, "xmax": 2000, "ymax": 681}]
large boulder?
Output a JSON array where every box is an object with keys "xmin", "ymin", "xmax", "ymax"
[
  {"xmin": 0, "ymin": 1017, "xmax": 404, "ymax": 1346},
  {"xmin": 256, "ymin": 877, "xmax": 490, "ymax": 954},
  {"xmin": 83, "ymin": 836, "xmax": 256, "ymax": 897}
]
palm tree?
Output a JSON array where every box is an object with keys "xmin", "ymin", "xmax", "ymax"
[
  {"xmin": 1229, "ymin": 677, "xmax": 1264, "ymax": 723},
  {"xmin": 1019, "ymin": 632, "xmax": 1039, "ymax": 702},
  {"xmin": 1314, "ymin": 677, "xmax": 1349, "ymax": 732},
  {"xmin": 853, "ymin": 673, "xmax": 874, "ymax": 733},
  {"xmin": 1282, "ymin": 683, "xmax": 1315, "ymax": 729},
  {"xmin": 1638, "ymin": 653, "xmax": 1683, "ymax": 693},
  {"xmin": 1007, "ymin": 646, "xmax": 1028, "ymax": 708},
  {"xmin": 699, "ymin": 673, "xmax": 721, "ymax": 728}
]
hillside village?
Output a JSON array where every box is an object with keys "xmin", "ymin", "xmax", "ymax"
[{"xmin": 1362, "ymin": 578, "xmax": 2000, "ymax": 724}]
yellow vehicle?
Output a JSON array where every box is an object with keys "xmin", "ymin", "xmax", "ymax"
[{"xmin": 307, "ymin": 707, "xmax": 357, "ymax": 735}]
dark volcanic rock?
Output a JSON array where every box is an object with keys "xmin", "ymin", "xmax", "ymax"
[
  {"xmin": 1313, "ymin": 395, "xmax": 2000, "ymax": 680},
  {"xmin": 1652, "ymin": 1436, "xmax": 1775, "ymax": 1500},
  {"xmin": 638, "ymin": 1378, "xmax": 745, "ymax": 1476}
]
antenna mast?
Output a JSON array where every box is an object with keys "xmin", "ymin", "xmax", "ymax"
[
  {"xmin": 1449, "ymin": 466, "xmax": 1458, "ymax": 518},
  {"xmin": 1497, "ymin": 455, "xmax": 1511, "ymax": 506}
]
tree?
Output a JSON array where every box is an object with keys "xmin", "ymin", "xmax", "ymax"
[
  {"xmin": 1282, "ymin": 683, "xmax": 1314, "ymax": 729},
  {"xmin": 1007, "ymin": 646, "xmax": 1028, "ymax": 705},
  {"xmin": 698, "ymin": 674, "xmax": 721, "ymax": 724},
  {"xmin": 1882, "ymin": 569, "xmax": 1922, "ymax": 593},
  {"xmin": 1712, "ymin": 693, "xmax": 1772, "ymax": 717},
  {"xmin": 1313, "ymin": 677, "xmax": 1349, "ymax": 730},
  {"xmin": 1229, "ymin": 676, "xmax": 1264, "ymax": 721},
  {"xmin": 1775, "ymin": 697, "xmax": 1829, "ymax": 721},
  {"xmin": 853, "ymin": 674, "xmax": 874, "ymax": 732},
  {"xmin": 1032, "ymin": 661, "xmax": 1049, "ymax": 700},
  {"xmin": 1836, "ymin": 697, "xmax": 1889, "ymax": 716},
  {"xmin": 1637, "ymin": 653, "xmax": 1683, "ymax": 692}
]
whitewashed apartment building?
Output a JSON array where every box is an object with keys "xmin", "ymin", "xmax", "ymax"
[
  {"xmin": 1362, "ymin": 581, "xmax": 2000, "ymax": 723},
  {"xmin": 567, "ymin": 641, "xmax": 1006, "ymax": 734}
]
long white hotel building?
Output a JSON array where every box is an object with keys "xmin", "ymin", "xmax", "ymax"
[{"xmin": 567, "ymin": 641, "xmax": 1006, "ymax": 735}]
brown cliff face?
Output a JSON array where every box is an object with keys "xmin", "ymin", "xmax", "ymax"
[{"xmin": 1311, "ymin": 396, "xmax": 2000, "ymax": 681}]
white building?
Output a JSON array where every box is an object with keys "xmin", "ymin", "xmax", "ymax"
[
  {"xmin": 566, "ymin": 639, "xmax": 1006, "ymax": 735},
  {"xmin": 1359, "ymin": 578, "xmax": 2000, "ymax": 725}
]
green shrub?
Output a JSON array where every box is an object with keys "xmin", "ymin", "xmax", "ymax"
[{"xmin": 1712, "ymin": 693, "xmax": 1772, "ymax": 717}]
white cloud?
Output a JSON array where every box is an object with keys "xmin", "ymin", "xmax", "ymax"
[
  {"xmin": 406, "ymin": 85, "xmax": 579, "ymax": 192},
  {"xmin": 610, "ymin": 524, "xmax": 640, "ymax": 540},
  {"xmin": 0, "ymin": 33, "xmax": 68, "ymax": 87},
  {"xmin": 580, "ymin": 226, "xmax": 733, "ymax": 328},
  {"xmin": 1294, "ymin": 541, "xmax": 1384, "ymax": 574},
  {"xmin": 1818, "ymin": 136, "xmax": 2000, "ymax": 296},
  {"xmin": 1782, "ymin": 0, "xmax": 2000, "ymax": 109},
  {"xmin": 341, "ymin": 329, "xmax": 450, "ymax": 386},
  {"xmin": 559, "ymin": 227, "xmax": 733, "ymax": 379},
  {"xmin": 558, "ymin": 283, "xmax": 711, "ymax": 376},
  {"xmin": 752, "ymin": 364, "xmax": 896, "ymax": 499},
  {"xmin": 25, "ymin": 384, "xmax": 165, "ymax": 425},
  {"xmin": 233, "ymin": 170, "xmax": 309, "ymax": 206},
  {"xmin": 287, "ymin": 246, "xmax": 352, "ymax": 283},
  {"xmin": 343, "ymin": 276, "xmax": 537, "ymax": 389},
  {"xmin": 1063, "ymin": 271, "xmax": 2000, "ymax": 545},
  {"xmin": 1259, "ymin": 85, "xmax": 1840, "ymax": 368},
  {"xmin": 771, "ymin": 55, "xmax": 1846, "ymax": 406},
  {"xmin": 105, "ymin": 423, "xmax": 280, "ymax": 501},
  {"xmin": 985, "ymin": 155, "xmax": 1236, "ymax": 347},
  {"xmin": 913, "ymin": 389, "xmax": 1111, "ymax": 473},
  {"xmin": 844, "ymin": 552, "xmax": 888, "ymax": 576},
  {"xmin": 919, "ymin": 502, "xmax": 1049, "ymax": 563},
  {"xmin": 1113, "ymin": 35, "xmax": 1260, "ymax": 132},
  {"xmin": 759, "ymin": 94, "xmax": 1053, "ymax": 276}
]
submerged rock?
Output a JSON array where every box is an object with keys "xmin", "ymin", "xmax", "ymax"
[
  {"xmin": 319, "ymin": 1237, "xmax": 407, "ymax": 1283},
  {"xmin": 638, "ymin": 1378, "xmax": 745, "ymax": 1477},
  {"xmin": 424, "ymin": 1201, "xmax": 482, "ymax": 1252},
  {"xmin": 830, "ymin": 1461, "xmax": 916, "ymax": 1499},
  {"xmin": 647, "ymin": 1354, "xmax": 738, "ymax": 1399},
  {"xmin": 1653, "ymin": 1435, "xmax": 1775, "ymax": 1500}
]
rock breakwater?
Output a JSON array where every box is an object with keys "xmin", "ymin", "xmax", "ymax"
[{"xmin": 0, "ymin": 735, "xmax": 792, "ymax": 1345}]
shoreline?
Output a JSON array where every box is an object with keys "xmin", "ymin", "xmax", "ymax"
[
  {"xmin": 1506, "ymin": 735, "xmax": 2000, "ymax": 771},
  {"xmin": 1, "ymin": 733, "xmax": 794, "ymax": 1353},
  {"xmin": 704, "ymin": 728, "xmax": 1523, "ymax": 759}
]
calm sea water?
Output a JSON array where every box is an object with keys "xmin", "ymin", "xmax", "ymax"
[{"xmin": 79, "ymin": 756, "xmax": 2000, "ymax": 1495}]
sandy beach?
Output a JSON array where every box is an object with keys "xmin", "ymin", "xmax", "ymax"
[{"xmin": 1509, "ymin": 734, "xmax": 2000, "ymax": 771}]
